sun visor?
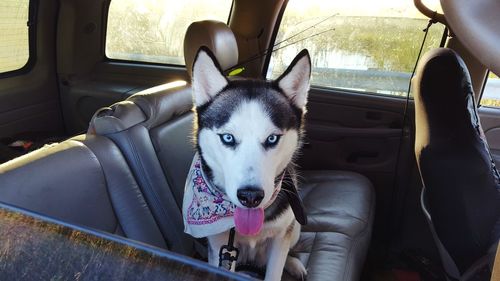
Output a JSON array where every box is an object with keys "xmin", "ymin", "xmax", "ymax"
[{"xmin": 441, "ymin": 0, "xmax": 500, "ymax": 76}]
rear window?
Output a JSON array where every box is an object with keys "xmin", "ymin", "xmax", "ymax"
[
  {"xmin": 0, "ymin": 0, "xmax": 30, "ymax": 74},
  {"xmin": 106, "ymin": 0, "xmax": 233, "ymax": 65},
  {"xmin": 267, "ymin": 0, "xmax": 445, "ymax": 97}
]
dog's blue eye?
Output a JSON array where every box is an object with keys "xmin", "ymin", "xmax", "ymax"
[
  {"xmin": 264, "ymin": 134, "xmax": 281, "ymax": 148},
  {"xmin": 267, "ymin": 134, "xmax": 278, "ymax": 144},
  {"xmin": 219, "ymin": 133, "xmax": 236, "ymax": 146}
]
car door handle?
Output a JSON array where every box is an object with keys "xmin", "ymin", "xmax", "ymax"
[
  {"xmin": 306, "ymin": 124, "xmax": 402, "ymax": 141},
  {"xmin": 346, "ymin": 151, "xmax": 379, "ymax": 163}
]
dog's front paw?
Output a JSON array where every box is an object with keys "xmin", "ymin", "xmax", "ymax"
[{"xmin": 285, "ymin": 256, "xmax": 307, "ymax": 280}]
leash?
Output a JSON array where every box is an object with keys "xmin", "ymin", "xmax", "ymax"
[{"xmin": 219, "ymin": 227, "xmax": 239, "ymax": 270}]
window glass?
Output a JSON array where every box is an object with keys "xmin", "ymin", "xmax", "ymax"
[
  {"xmin": 106, "ymin": 0, "xmax": 232, "ymax": 65},
  {"xmin": 0, "ymin": 0, "xmax": 30, "ymax": 74},
  {"xmin": 481, "ymin": 72, "xmax": 500, "ymax": 107},
  {"xmin": 0, "ymin": 204, "xmax": 239, "ymax": 280},
  {"xmin": 267, "ymin": 0, "xmax": 445, "ymax": 97}
]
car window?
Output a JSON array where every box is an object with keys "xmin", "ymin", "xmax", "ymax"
[
  {"xmin": 481, "ymin": 72, "xmax": 500, "ymax": 107},
  {"xmin": 0, "ymin": 203, "xmax": 246, "ymax": 280},
  {"xmin": 267, "ymin": 0, "xmax": 445, "ymax": 97},
  {"xmin": 0, "ymin": 0, "xmax": 30, "ymax": 74},
  {"xmin": 106, "ymin": 0, "xmax": 233, "ymax": 66}
]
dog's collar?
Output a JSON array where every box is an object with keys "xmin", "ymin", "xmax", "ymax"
[
  {"xmin": 282, "ymin": 175, "xmax": 307, "ymax": 225},
  {"xmin": 265, "ymin": 172, "xmax": 284, "ymax": 208}
]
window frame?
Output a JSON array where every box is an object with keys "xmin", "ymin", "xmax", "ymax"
[
  {"xmin": 478, "ymin": 71, "xmax": 489, "ymax": 107},
  {"xmin": 261, "ymin": 0, "xmax": 288, "ymax": 78},
  {"xmin": 0, "ymin": 0, "xmax": 38, "ymax": 78},
  {"xmin": 102, "ymin": 0, "xmax": 235, "ymax": 68}
]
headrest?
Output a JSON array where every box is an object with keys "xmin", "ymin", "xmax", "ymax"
[
  {"xmin": 88, "ymin": 101, "xmax": 147, "ymax": 135},
  {"xmin": 183, "ymin": 20, "xmax": 238, "ymax": 78},
  {"xmin": 88, "ymin": 81, "xmax": 192, "ymax": 135},
  {"xmin": 127, "ymin": 81, "xmax": 192, "ymax": 128},
  {"xmin": 413, "ymin": 48, "xmax": 477, "ymax": 140}
]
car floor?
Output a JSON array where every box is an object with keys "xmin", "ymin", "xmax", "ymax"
[
  {"xmin": 361, "ymin": 238, "xmax": 447, "ymax": 281},
  {"xmin": 0, "ymin": 133, "xmax": 68, "ymax": 164}
]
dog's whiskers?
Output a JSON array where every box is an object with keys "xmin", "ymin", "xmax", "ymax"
[{"xmin": 280, "ymin": 188, "xmax": 295, "ymax": 196}]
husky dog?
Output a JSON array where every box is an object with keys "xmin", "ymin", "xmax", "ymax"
[{"xmin": 183, "ymin": 46, "xmax": 311, "ymax": 281}]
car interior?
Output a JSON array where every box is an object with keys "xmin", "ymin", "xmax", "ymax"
[{"xmin": 0, "ymin": 0, "xmax": 500, "ymax": 280}]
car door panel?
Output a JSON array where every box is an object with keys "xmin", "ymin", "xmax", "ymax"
[
  {"xmin": 0, "ymin": 0, "xmax": 64, "ymax": 139},
  {"xmin": 300, "ymin": 88, "xmax": 405, "ymax": 173},
  {"xmin": 59, "ymin": 62, "xmax": 188, "ymax": 135},
  {"xmin": 298, "ymin": 87, "xmax": 409, "ymax": 240}
]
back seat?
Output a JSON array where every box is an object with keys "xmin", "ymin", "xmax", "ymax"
[
  {"xmin": 88, "ymin": 20, "xmax": 375, "ymax": 281},
  {"xmin": 0, "ymin": 134, "xmax": 167, "ymax": 249},
  {"xmin": 91, "ymin": 82, "xmax": 375, "ymax": 281}
]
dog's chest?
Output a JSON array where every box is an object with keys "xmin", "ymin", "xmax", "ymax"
[
  {"xmin": 234, "ymin": 208, "xmax": 294, "ymax": 266},
  {"xmin": 234, "ymin": 228, "xmax": 277, "ymax": 267}
]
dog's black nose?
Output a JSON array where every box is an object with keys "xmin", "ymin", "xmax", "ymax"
[{"xmin": 237, "ymin": 187, "xmax": 264, "ymax": 208}]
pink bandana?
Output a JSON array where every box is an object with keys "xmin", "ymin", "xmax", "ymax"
[{"xmin": 182, "ymin": 154, "xmax": 282, "ymax": 238}]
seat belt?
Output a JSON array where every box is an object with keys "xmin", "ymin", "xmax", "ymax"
[
  {"xmin": 459, "ymin": 242, "xmax": 497, "ymax": 281},
  {"xmin": 421, "ymin": 187, "xmax": 462, "ymax": 280}
]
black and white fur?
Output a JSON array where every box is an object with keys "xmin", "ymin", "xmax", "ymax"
[{"xmin": 191, "ymin": 46, "xmax": 311, "ymax": 281}]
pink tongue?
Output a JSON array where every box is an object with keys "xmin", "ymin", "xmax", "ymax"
[{"xmin": 234, "ymin": 207, "xmax": 264, "ymax": 236}]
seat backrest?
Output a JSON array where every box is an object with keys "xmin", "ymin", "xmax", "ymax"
[
  {"xmin": 129, "ymin": 88, "xmax": 194, "ymax": 208},
  {"xmin": 414, "ymin": 48, "xmax": 500, "ymax": 273},
  {"xmin": 89, "ymin": 91, "xmax": 193, "ymax": 255},
  {"xmin": 88, "ymin": 20, "xmax": 239, "ymax": 256},
  {"xmin": 0, "ymin": 135, "xmax": 167, "ymax": 249}
]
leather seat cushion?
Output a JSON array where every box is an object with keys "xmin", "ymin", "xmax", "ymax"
[
  {"xmin": 300, "ymin": 170, "xmax": 374, "ymax": 237},
  {"xmin": 282, "ymin": 170, "xmax": 375, "ymax": 281}
]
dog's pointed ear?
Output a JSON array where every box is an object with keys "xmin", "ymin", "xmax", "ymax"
[
  {"xmin": 276, "ymin": 49, "xmax": 311, "ymax": 109},
  {"xmin": 192, "ymin": 47, "xmax": 228, "ymax": 107}
]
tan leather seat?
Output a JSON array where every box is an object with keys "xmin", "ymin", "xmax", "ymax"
[
  {"xmin": 0, "ymin": 135, "xmax": 167, "ymax": 249},
  {"xmin": 286, "ymin": 171, "xmax": 374, "ymax": 280}
]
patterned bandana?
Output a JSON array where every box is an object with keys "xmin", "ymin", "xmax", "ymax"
[{"xmin": 182, "ymin": 153, "xmax": 282, "ymax": 238}]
